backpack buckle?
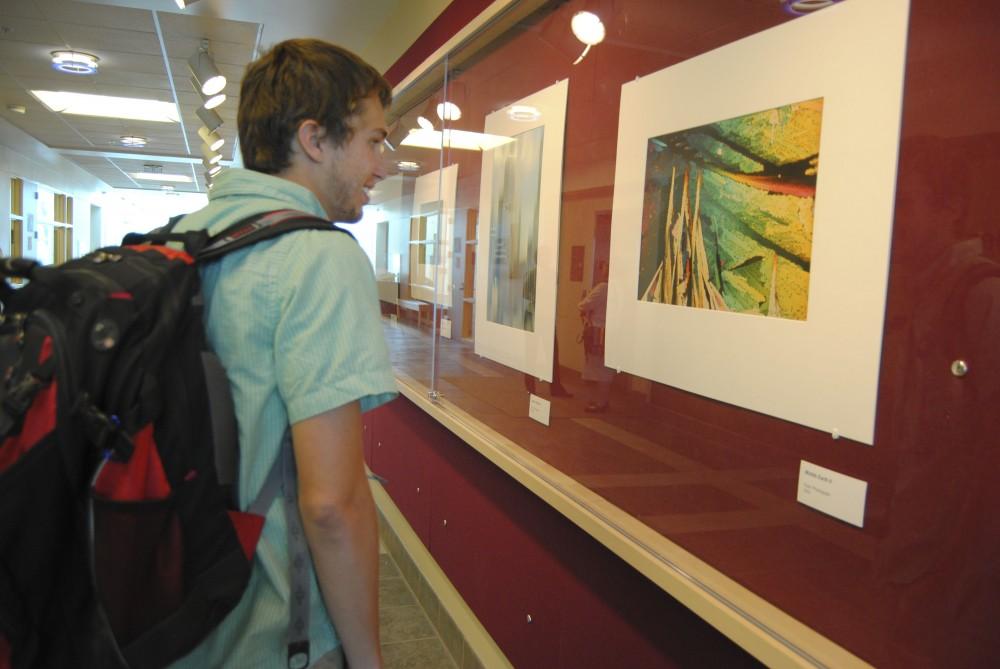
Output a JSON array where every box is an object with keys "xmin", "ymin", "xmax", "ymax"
[
  {"xmin": 75, "ymin": 398, "xmax": 134, "ymax": 461},
  {"xmin": 287, "ymin": 640, "xmax": 309, "ymax": 669}
]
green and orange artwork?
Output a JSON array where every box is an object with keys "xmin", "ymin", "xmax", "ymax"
[{"xmin": 637, "ymin": 98, "xmax": 823, "ymax": 320}]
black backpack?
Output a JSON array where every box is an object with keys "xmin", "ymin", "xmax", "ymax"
[{"xmin": 0, "ymin": 209, "xmax": 342, "ymax": 669}]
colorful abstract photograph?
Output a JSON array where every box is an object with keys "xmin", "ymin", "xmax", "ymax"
[{"xmin": 637, "ymin": 98, "xmax": 823, "ymax": 320}]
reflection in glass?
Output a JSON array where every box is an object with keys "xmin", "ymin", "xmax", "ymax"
[{"xmin": 486, "ymin": 125, "xmax": 544, "ymax": 331}]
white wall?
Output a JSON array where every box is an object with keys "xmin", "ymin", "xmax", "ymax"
[{"xmin": 0, "ymin": 117, "xmax": 109, "ymax": 257}]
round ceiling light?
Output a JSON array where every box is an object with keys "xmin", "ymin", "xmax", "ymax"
[
  {"xmin": 571, "ymin": 12, "xmax": 606, "ymax": 46},
  {"xmin": 120, "ymin": 135, "xmax": 147, "ymax": 147},
  {"xmin": 51, "ymin": 50, "xmax": 99, "ymax": 75},
  {"xmin": 436, "ymin": 102, "xmax": 461, "ymax": 122}
]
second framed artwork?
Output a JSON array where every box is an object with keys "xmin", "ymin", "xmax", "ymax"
[
  {"xmin": 605, "ymin": 0, "xmax": 910, "ymax": 444},
  {"xmin": 474, "ymin": 79, "xmax": 569, "ymax": 382}
]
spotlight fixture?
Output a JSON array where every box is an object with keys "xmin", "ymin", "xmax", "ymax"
[
  {"xmin": 197, "ymin": 126, "xmax": 225, "ymax": 152},
  {"xmin": 207, "ymin": 164, "xmax": 223, "ymax": 177},
  {"xmin": 7, "ymin": 104, "xmax": 26, "ymax": 114},
  {"xmin": 570, "ymin": 12, "xmax": 606, "ymax": 65},
  {"xmin": 120, "ymin": 135, "xmax": 147, "ymax": 147},
  {"xmin": 51, "ymin": 50, "xmax": 99, "ymax": 75},
  {"xmin": 416, "ymin": 116, "xmax": 434, "ymax": 131},
  {"xmin": 436, "ymin": 102, "xmax": 461, "ymax": 122},
  {"xmin": 200, "ymin": 143, "xmax": 222, "ymax": 165},
  {"xmin": 396, "ymin": 161, "xmax": 421, "ymax": 172},
  {"xmin": 191, "ymin": 78, "xmax": 226, "ymax": 109},
  {"xmin": 175, "ymin": 0, "xmax": 202, "ymax": 8},
  {"xmin": 188, "ymin": 40, "xmax": 226, "ymax": 96},
  {"xmin": 195, "ymin": 105, "xmax": 223, "ymax": 132}
]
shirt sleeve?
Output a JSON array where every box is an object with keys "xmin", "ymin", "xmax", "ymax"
[{"xmin": 273, "ymin": 230, "xmax": 397, "ymax": 424}]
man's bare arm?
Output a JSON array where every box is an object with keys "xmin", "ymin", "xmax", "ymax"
[{"xmin": 292, "ymin": 400, "xmax": 382, "ymax": 669}]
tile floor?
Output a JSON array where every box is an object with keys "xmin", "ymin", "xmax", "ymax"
[{"xmin": 378, "ymin": 546, "xmax": 459, "ymax": 669}]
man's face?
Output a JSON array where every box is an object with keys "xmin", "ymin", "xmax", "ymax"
[{"xmin": 319, "ymin": 94, "xmax": 388, "ymax": 222}]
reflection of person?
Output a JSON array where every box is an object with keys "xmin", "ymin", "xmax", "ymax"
[
  {"xmin": 578, "ymin": 261, "xmax": 615, "ymax": 412},
  {"xmin": 172, "ymin": 40, "xmax": 397, "ymax": 669},
  {"xmin": 875, "ymin": 134, "xmax": 1000, "ymax": 665}
]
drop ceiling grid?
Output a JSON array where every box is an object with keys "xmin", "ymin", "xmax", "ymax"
[{"xmin": 1, "ymin": 0, "xmax": 259, "ymax": 191}]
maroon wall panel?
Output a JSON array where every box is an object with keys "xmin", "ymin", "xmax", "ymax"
[{"xmin": 372, "ymin": 397, "xmax": 760, "ymax": 668}]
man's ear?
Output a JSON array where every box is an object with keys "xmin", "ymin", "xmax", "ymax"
[{"xmin": 294, "ymin": 119, "xmax": 327, "ymax": 163}]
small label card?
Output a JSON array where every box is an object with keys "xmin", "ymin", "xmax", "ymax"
[
  {"xmin": 440, "ymin": 317, "xmax": 452, "ymax": 339},
  {"xmin": 797, "ymin": 460, "xmax": 868, "ymax": 528},
  {"xmin": 528, "ymin": 393, "xmax": 551, "ymax": 426}
]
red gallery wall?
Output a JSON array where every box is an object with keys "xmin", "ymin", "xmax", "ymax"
[
  {"xmin": 364, "ymin": 398, "xmax": 760, "ymax": 668},
  {"xmin": 376, "ymin": 0, "xmax": 1000, "ymax": 666}
]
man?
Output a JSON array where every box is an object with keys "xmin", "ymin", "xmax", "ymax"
[{"xmin": 170, "ymin": 39, "xmax": 397, "ymax": 669}]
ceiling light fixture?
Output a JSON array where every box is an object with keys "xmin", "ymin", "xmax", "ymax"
[
  {"xmin": 200, "ymin": 143, "xmax": 222, "ymax": 165},
  {"xmin": 506, "ymin": 105, "xmax": 541, "ymax": 122},
  {"xmin": 51, "ymin": 50, "xmax": 99, "ymax": 75},
  {"xmin": 397, "ymin": 160, "xmax": 421, "ymax": 172},
  {"xmin": 175, "ymin": 0, "xmax": 202, "ymax": 8},
  {"xmin": 7, "ymin": 104, "xmax": 26, "ymax": 114},
  {"xmin": 416, "ymin": 116, "xmax": 434, "ymax": 131},
  {"xmin": 132, "ymin": 172, "xmax": 193, "ymax": 183},
  {"xmin": 120, "ymin": 135, "xmax": 147, "ymax": 147},
  {"xmin": 30, "ymin": 91, "xmax": 179, "ymax": 122},
  {"xmin": 436, "ymin": 102, "xmax": 461, "ymax": 122},
  {"xmin": 207, "ymin": 164, "xmax": 223, "ymax": 177},
  {"xmin": 401, "ymin": 128, "xmax": 513, "ymax": 152},
  {"xmin": 188, "ymin": 40, "xmax": 226, "ymax": 96},
  {"xmin": 191, "ymin": 78, "xmax": 226, "ymax": 109},
  {"xmin": 198, "ymin": 126, "xmax": 225, "ymax": 152},
  {"xmin": 195, "ymin": 105, "xmax": 223, "ymax": 131},
  {"xmin": 570, "ymin": 12, "xmax": 606, "ymax": 65}
]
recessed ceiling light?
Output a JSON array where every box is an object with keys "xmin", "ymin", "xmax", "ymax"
[
  {"xmin": 51, "ymin": 50, "xmax": 99, "ymax": 75},
  {"xmin": 436, "ymin": 102, "xmax": 461, "ymax": 122},
  {"xmin": 120, "ymin": 135, "xmax": 147, "ymax": 147},
  {"xmin": 397, "ymin": 160, "xmax": 421, "ymax": 172},
  {"xmin": 31, "ymin": 91, "xmax": 179, "ymax": 122},
  {"xmin": 506, "ymin": 105, "xmax": 541, "ymax": 122},
  {"xmin": 132, "ymin": 172, "xmax": 193, "ymax": 183}
]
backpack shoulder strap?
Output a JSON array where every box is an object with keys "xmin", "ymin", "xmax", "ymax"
[{"xmin": 197, "ymin": 209, "xmax": 350, "ymax": 263}]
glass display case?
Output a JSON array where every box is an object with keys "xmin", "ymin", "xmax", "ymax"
[{"xmin": 362, "ymin": 1, "xmax": 1000, "ymax": 666}]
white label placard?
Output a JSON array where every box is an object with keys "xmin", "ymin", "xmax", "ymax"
[
  {"xmin": 440, "ymin": 317, "xmax": 452, "ymax": 339},
  {"xmin": 797, "ymin": 460, "xmax": 868, "ymax": 527},
  {"xmin": 528, "ymin": 393, "xmax": 551, "ymax": 426}
]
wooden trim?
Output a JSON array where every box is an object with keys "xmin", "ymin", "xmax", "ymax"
[{"xmin": 393, "ymin": 374, "xmax": 871, "ymax": 669}]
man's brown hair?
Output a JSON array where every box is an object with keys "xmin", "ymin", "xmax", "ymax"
[{"xmin": 238, "ymin": 39, "xmax": 392, "ymax": 173}]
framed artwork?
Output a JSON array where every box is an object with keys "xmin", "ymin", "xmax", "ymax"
[
  {"xmin": 605, "ymin": 0, "xmax": 910, "ymax": 444},
  {"xmin": 409, "ymin": 164, "xmax": 458, "ymax": 305},
  {"xmin": 475, "ymin": 79, "xmax": 569, "ymax": 381}
]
